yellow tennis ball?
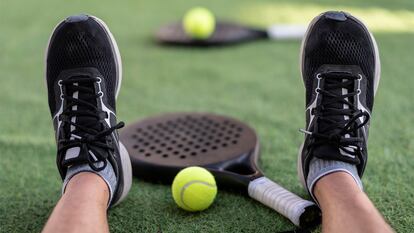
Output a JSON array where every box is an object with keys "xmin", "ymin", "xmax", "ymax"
[
  {"xmin": 172, "ymin": 166, "xmax": 217, "ymax": 211},
  {"xmin": 183, "ymin": 7, "xmax": 216, "ymax": 39}
]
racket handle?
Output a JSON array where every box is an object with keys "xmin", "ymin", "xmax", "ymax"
[
  {"xmin": 266, "ymin": 25, "xmax": 307, "ymax": 40},
  {"xmin": 248, "ymin": 177, "xmax": 320, "ymax": 227}
]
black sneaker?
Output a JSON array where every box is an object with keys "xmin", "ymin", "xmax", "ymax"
[
  {"xmin": 298, "ymin": 11, "xmax": 380, "ymax": 191},
  {"xmin": 45, "ymin": 14, "xmax": 132, "ymax": 206}
]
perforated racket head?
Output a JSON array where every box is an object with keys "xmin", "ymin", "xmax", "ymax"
[
  {"xmin": 121, "ymin": 113, "xmax": 322, "ymax": 228},
  {"xmin": 120, "ymin": 113, "xmax": 262, "ymax": 189},
  {"xmin": 155, "ymin": 22, "xmax": 268, "ymax": 46}
]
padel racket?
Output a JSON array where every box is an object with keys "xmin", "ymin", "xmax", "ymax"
[
  {"xmin": 120, "ymin": 113, "xmax": 320, "ymax": 228},
  {"xmin": 155, "ymin": 22, "xmax": 307, "ymax": 46}
]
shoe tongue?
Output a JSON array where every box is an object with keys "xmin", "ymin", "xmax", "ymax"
[{"xmin": 64, "ymin": 78, "xmax": 103, "ymax": 160}]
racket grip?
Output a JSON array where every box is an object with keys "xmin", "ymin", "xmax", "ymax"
[
  {"xmin": 266, "ymin": 25, "xmax": 307, "ymax": 40},
  {"xmin": 248, "ymin": 177, "xmax": 320, "ymax": 227}
]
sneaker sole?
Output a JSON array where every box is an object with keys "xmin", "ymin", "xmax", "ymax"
[
  {"xmin": 45, "ymin": 14, "xmax": 132, "ymax": 205},
  {"xmin": 115, "ymin": 141, "xmax": 133, "ymax": 206},
  {"xmin": 297, "ymin": 12, "xmax": 381, "ymax": 189}
]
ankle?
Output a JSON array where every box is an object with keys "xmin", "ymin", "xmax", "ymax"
[
  {"xmin": 64, "ymin": 172, "xmax": 110, "ymax": 205},
  {"xmin": 306, "ymin": 157, "xmax": 363, "ymax": 203},
  {"xmin": 314, "ymin": 171, "xmax": 363, "ymax": 206},
  {"xmin": 62, "ymin": 161, "xmax": 117, "ymax": 206}
]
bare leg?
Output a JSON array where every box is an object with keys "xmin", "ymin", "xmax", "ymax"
[
  {"xmin": 314, "ymin": 172, "xmax": 394, "ymax": 233},
  {"xmin": 42, "ymin": 172, "xmax": 110, "ymax": 233}
]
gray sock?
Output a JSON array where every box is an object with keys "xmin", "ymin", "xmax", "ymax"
[
  {"xmin": 306, "ymin": 157, "xmax": 363, "ymax": 204},
  {"xmin": 62, "ymin": 161, "xmax": 117, "ymax": 206}
]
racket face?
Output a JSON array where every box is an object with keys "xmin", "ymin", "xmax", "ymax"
[
  {"xmin": 120, "ymin": 113, "xmax": 262, "ymax": 190},
  {"xmin": 155, "ymin": 22, "xmax": 267, "ymax": 46}
]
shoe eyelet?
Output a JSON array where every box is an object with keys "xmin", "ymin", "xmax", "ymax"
[
  {"xmin": 357, "ymin": 89, "xmax": 361, "ymax": 95},
  {"xmin": 98, "ymin": 91, "xmax": 103, "ymax": 97},
  {"xmin": 315, "ymin": 87, "xmax": 321, "ymax": 94},
  {"xmin": 58, "ymin": 80, "xmax": 63, "ymax": 86},
  {"xmin": 357, "ymin": 74, "xmax": 363, "ymax": 80},
  {"xmin": 316, "ymin": 73, "xmax": 322, "ymax": 80},
  {"xmin": 96, "ymin": 77, "xmax": 102, "ymax": 83},
  {"xmin": 60, "ymin": 94, "xmax": 64, "ymax": 99}
]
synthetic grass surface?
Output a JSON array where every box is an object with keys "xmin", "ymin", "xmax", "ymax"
[{"xmin": 0, "ymin": 0, "xmax": 413, "ymax": 232}]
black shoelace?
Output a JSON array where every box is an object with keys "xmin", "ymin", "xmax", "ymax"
[
  {"xmin": 57, "ymin": 76, "xmax": 124, "ymax": 171},
  {"xmin": 301, "ymin": 72, "xmax": 370, "ymax": 156}
]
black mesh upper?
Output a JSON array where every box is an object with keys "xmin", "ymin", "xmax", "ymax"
[
  {"xmin": 303, "ymin": 14, "xmax": 376, "ymax": 111},
  {"xmin": 46, "ymin": 16, "xmax": 117, "ymax": 114}
]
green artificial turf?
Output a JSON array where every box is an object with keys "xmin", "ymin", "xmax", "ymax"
[{"xmin": 1, "ymin": 0, "xmax": 413, "ymax": 232}]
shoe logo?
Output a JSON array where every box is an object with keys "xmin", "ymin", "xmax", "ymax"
[
  {"xmin": 96, "ymin": 77, "xmax": 116, "ymax": 129},
  {"xmin": 52, "ymin": 80, "xmax": 65, "ymax": 140},
  {"xmin": 356, "ymin": 74, "xmax": 370, "ymax": 140},
  {"xmin": 306, "ymin": 73, "xmax": 322, "ymax": 130},
  {"xmin": 96, "ymin": 77, "xmax": 119, "ymax": 148}
]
